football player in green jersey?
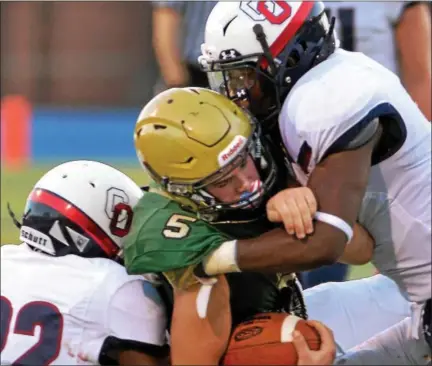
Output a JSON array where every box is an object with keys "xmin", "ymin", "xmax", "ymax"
[{"xmin": 124, "ymin": 87, "xmax": 383, "ymax": 364}]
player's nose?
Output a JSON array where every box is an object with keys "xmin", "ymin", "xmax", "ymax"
[{"xmin": 235, "ymin": 171, "xmax": 253, "ymax": 194}]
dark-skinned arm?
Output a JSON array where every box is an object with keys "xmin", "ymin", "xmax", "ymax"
[
  {"xmin": 118, "ymin": 350, "xmax": 169, "ymax": 366},
  {"xmin": 338, "ymin": 223, "xmax": 374, "ymax": 265},
  {"xmin": 200, "ymin": 128, "xmax": 381, "ymax": 276},
  {"xmin": 396, "ymin": 3, "xmax": 431, "ymax": 121}
]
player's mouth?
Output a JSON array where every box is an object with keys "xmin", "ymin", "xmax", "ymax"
[{"xmin": 233, "ymin": 180, "xmax": 264, "ymax": 209}]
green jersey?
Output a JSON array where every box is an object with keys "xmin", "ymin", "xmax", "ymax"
[
  {"xmin": 124, "ymin": 190, "xmax": 304, "ymax": 325},
  {"xmin": 124, "ymin": 190, "xmax": 232, "ymax": 289}
]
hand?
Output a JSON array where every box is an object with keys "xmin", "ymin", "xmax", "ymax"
[
  {"xmin": 266, "ymin": 187, "xmax": 317, "ymax": 239},
  {"xmin": 293, "ymin": 320, "xmax": 337, "ymax": 366}
]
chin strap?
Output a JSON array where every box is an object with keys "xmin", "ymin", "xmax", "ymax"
[
  {"xmin": 7, "ymin": 203, "xmax": 22, "ymax": 229},
  {"xmin": 253, "ymin": 24, "xmax": 278, "ymax": 77},
  {"xmin": 280, "ymin": 273, "xmax": 308, "ymax": 320}
]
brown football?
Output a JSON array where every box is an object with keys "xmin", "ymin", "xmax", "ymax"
[{"xmin": 223, "ymin": 312, "xmax": 321, "ymax": 365}]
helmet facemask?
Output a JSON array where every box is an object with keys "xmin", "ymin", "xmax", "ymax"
[
  {"xmin": 201, "ymin": 49, "xmax": 281, "ymax": 132},
  {"xmin": 9, "ymin": 198, "xmax": 115, "ymax": 259}
]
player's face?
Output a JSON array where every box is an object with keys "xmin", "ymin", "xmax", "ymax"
[
  {"xmin": 206, "ymin": 155, "xmax": 261, "ymax": 204},
  {"xmin": 209, "ymin": 67, "xmax": 270, "ymax": 115}
]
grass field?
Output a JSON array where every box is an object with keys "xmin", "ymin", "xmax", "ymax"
[{"xmin": 1, "ymin": 165, "xmax": 374, "ymax": 280}]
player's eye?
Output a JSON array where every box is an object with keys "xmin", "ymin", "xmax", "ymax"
[{"xmin": 214, "ymin": 176, "xmax": 233, "ymax": 189}]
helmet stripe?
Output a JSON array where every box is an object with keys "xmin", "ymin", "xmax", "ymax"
[
  {"xmin": 29, "ymin": 189, "xmax": 119, "ymax": 257},
  {"xmin": 269, "ymin": 1, "xmax": 315, "ymax": 58}
]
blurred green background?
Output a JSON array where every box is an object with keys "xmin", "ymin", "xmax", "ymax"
[{"xmin": 1, "ymin": 165, "xmax": 374, "ymax": 280}]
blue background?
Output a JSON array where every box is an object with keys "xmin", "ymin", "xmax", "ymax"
[{"xmin": 31, "ymin": 108, "xmax": 140, "ymax": 163}]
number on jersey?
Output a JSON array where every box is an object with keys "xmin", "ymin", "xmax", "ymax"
[
  {"xmin": 1, "ymin": 296, "xmax": 63, "ymax": 364},
  {"xmin": 163, "ymin": 214, "xmax": 198, "ymax": 239}
]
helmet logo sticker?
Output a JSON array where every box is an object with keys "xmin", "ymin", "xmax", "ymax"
[
  {"xmin": 109, "ymin": 202, "xmax": 133, "ymax": 238},
  {"xmin": 20, "ymin": 226, "xmax": 55, "ymax": 255},
  {"xmin": 49, "ymin": 220, "xmax": 70, "ymax": 246},
  {"xmin": 220, "ymin": 49, "xmax": 241, "ymax": 60},
  {"xmin": 105, "ymin": 187, "xmax": 133, "ymax": 238},
  {"xmin": 240, "ymin": 1, "xmax": 292, "ymax": 25},
  {"xmin": 66, "ymin": 226, "xmax": 90, "ymax": 253},
  {"xmin": 218, "ymin": 135, "xmax": 247, "ymax": 166},
  {"xmin": 105, "ymin": 188, "xmax": 130, "ymax": 219}
]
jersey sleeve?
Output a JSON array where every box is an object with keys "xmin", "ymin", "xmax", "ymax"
[
  {"xmin": 124, "ymin": 192, "xmax": 231, "ymax": 288},
  {"xmin": 71, "ymin": 260, "xmax": 167, "ymax": 364},
  {"xmin": 279, "ymin": 52, "xmax": 390, "ymax": 170},
  {"xmin": 107, "ymin": 279, "xmax": 167, "ymax": 345}
]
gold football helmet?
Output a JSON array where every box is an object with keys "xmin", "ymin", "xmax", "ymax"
[{"xmin": 134, "ymin": 87, "xmax": 277, "ymax": 219}]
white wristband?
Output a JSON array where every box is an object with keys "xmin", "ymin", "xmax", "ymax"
[
  {"xmin": 202, "ymin": 240, "xmax": 240, "ymax": 276},
  {"xmin": 314, "ymin": 211, "xmax": 353, "ymax": 242}
]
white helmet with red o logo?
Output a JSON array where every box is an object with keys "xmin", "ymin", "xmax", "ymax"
[
  {"xmin": 199, "ymin": 1, "xmax": 338, "ymax": 125},
  {"xmin": 16, "ymin": 160, "xmax": 143, "ymax": 259}
]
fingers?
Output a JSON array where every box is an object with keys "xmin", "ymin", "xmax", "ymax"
[
  {"xmin": 294, "ymin": 321, "xmax": 337, "ymax": 366},
  {"xmin": 304, "ymin": 188, "xmax": 318, "ymax": 214},
  {"xmin": 267, "ymin": 200, "xmax": 296, "ymax": 235},
  {"xmin": 306, "ymin": 321, "xmax": 336, "ymax": 355},
  {"xmin": 286, "ymin": 200, "xmax": 306, "ymax": 238},
  {"xmin": 303, "ymin": 188, "xmax": 317, "ymax": 234},
  {"xmin": 292, "ymin": 330, "xmax": 311, "ymax": 364},
  {"xmin": 281, "ymin": 189, "xmax": 316, "ymax": 238},
  {"xmin": 266, "ymin": 206, "xmax": 282, "ymax": 223},
  {"xmin": 266, "ymin": 188, "xmax": 318, "ymax": 239}
]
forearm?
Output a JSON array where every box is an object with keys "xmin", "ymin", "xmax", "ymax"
[
  {"xmin": 170, "ymin": 276, "xmax": 231, "ymax": 365},
  {"xmin": 201, "ymin": 224, "xmax": 346, "ymax": 276},
  {"xmin": 119, "ymin": 351, "xmax": 167, "ymax": 366},
  {"xmin": 235, "ymin": 222, "xmax": 346, "ymax": 274},
  {"xmin": 152, "ymin": 8, "xmax": 186, "ymax": 82}
]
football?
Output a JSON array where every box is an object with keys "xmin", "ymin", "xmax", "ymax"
[{"xmin": 223, "ymin": 312, "xmax": 321, "ymax": 365}]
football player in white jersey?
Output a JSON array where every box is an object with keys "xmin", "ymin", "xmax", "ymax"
[
  {"xmin": 195, "ymin": 1, "xmax": 431, "ymax": 364},
  {"xmin": 1, "ymin": 161, "xmax": 168, "ymax": 365},
  {"xmin": 324, "ymin": 1, "xmax": 431, "ymax": 120},
  {"xmin": 302, "ymin": 0, "xmax": 431, "ymax": 288}
]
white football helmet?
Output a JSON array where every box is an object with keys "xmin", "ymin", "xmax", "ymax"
[
  {"xmin": 199, "ymin": 1, "xmax": 338, "ymax": 126},
  {"xmin": 13, "ymin": 160, "xmax": 143, "ymax": 259}
]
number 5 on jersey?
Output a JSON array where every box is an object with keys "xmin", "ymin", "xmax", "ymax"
[{"xmin": 163, "ymin": 214, "xmax": 197, "ymax": 239}]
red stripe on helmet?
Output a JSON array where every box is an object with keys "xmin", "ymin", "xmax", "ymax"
[
  {"xmin": 30, "ymin": 189, "xmax": 118, "ymax": 257},
  {"xmin": 269, "ymin": 1, "xmax": 315, "ymax": 58}
]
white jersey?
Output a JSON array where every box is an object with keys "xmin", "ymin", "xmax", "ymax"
[
  {"xmin": 1, "ymin": 244, "xmax": 167, "ymax": 365},
  {"xmin": 304, "ymin": 274, "xmax": 410, "ymax": 354},
  {"xmin": 324, "ymin": 1, "xmax": 407, "ymax": 74},
  {"xmin": 279, "ymin": 48, "xmax": 431, "ymax": 305}
]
